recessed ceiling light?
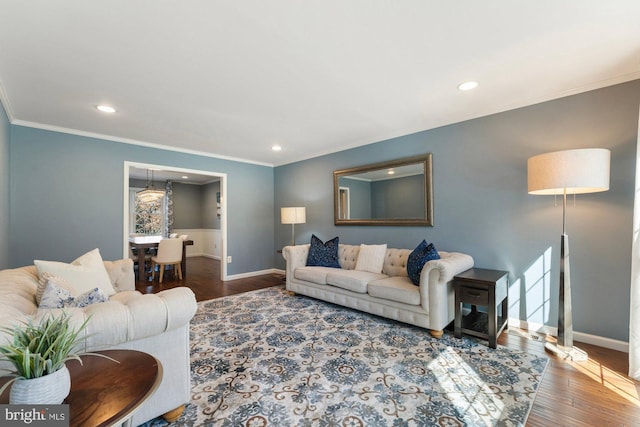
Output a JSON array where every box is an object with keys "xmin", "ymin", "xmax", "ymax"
[
  {"xmin": 96, "ymin": 105, "xmax": 116, "ymax": 113},
  {"xmin": 457, "ymin": 81, "xmax": 478, "ymax": 91},
  {"xmin": 387, "ymin": 169, "xmax": 395, "ymax": 175},
  {"xmin": 181, "ymin": 175, "xmax": 189, "ymax": 179},
  {"xmin": 272, "ymin": 145, "xmax": 282, "ymax": 152}
]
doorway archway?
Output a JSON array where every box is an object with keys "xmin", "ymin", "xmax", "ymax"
[{"xmin": 123, "ymin": 161, "xmax": 228, "ymax": 280}]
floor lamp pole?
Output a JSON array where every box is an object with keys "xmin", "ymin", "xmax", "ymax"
[
  {"xmin": 546, "ymin": 189, "xmax": 587, "ymax": 361},
  {"xmin": 558, "ymin": 189, "xmax": 572, "ymax": 348},
  {"xmin": 290, "ymin": 223, "xmax": 295, "ymax": 246}
]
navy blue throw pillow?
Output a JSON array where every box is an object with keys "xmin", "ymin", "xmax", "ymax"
[
  {"xmin": 407, "ymin": 240, "xmax": 440, "ymax": 285},
  {"xmin": 306, "ymin": 234, "xmax": 340, "ymax": 268}
]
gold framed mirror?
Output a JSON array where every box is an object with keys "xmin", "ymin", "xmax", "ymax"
[{"xmin": 333, "ymin": 154, "xmax": 434, "ymax": 226}]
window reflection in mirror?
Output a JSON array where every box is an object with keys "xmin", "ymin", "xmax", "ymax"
[{"xmin": 333, "ymin": 154, "xmax": 433, "ymax": 226}]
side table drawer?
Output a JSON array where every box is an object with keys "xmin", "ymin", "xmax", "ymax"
[{"xmin": 459, "ymin": 287, "xmax": 489, "ymax": 305}]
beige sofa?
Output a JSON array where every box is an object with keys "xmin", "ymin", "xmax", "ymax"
[
  {"xmin": 283, "ymin": 244, "xmax": 474, "ymax": 338},
  {"xmin": 0, "ymin": 258, "xmax": 197, "ymax": 426}
]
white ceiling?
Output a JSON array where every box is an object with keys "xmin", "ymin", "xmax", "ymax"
[{"xmin": 1, "ymin": 1, "xmax": 639, "ymax": 167}]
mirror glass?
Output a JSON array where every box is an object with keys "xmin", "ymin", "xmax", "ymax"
[{"xmin": 334, "ymin": 154, "xmax": 434, "ymax": 226}]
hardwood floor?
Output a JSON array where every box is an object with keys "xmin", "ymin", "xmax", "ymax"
[
  {"xmin": 134, "ymin": 255, "xmax": 280, "ymax": 300},
  {"xmin": 138, "ymin": 256, "xmax": 640, "ymax": 426}
]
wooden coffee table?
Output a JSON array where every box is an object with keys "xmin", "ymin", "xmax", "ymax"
[{"xmin": 0, "ymin": 349, "xmax": 162, "ymax": 427}]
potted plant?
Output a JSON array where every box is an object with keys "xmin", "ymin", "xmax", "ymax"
[{"xmin": 0, "ymin": 311, "xmax": 92, "ymax": 404}]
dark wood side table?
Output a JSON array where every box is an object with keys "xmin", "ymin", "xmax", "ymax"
[
  {"xmin": 454, "ymin": 268, "xmax": 509, "ymax": 348},
  {"xmin": 0, "ymin": 349, "xmax": 162, "ymax": 427}
]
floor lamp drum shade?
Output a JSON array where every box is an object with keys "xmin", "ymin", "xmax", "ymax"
[
  {"xmin": 527, "ymin": 148, "xmax": 610, "ymax": 361},
  {"xmin": 281, "ymin": 207, "xmax": 306, "ymax": 225},
  {"xmin": 281, "ymin": 207, "xmax": 306, "ymax": 246},
  {"xmin": 528, "ymin": 148, "xmax": 610, "ymax": 195}
]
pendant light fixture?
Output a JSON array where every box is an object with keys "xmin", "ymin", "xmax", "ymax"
[{"xmin": 137, "ymin": 169, "xmax": 165, "ymax": 203}]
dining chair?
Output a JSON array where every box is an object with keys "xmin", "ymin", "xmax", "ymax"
[
  {"xmin": 151, "ymin": 238, "xmax": 184, "ymax": 283},
  {"xmin": 130, "ymin": 246, "xmax": 152, "ymax": 272}
]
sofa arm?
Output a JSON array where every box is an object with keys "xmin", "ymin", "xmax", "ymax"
[
  {"xmin": 104, "ymin": 259, "xmax": 135, "ymax": 292},
  {"xmin": 419, "ymin": 252, "xmax": 474, "ymax": 332},
  {"xmin": 283, "ymin": 244, "xmax": 310, "ymax": 280},
  {"xmin": 73, "ymin": 287, "xmax": 198, "ymax": 350}
]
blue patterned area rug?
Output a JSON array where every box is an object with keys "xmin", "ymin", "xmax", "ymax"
[{"xmin": 145, "ymin": 286, "xmax": 548, "ymax": 426}]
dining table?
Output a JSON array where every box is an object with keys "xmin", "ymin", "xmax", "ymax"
[{"xmin": 129, "ymin": 235, "xmax": 194, "ymax": 281}]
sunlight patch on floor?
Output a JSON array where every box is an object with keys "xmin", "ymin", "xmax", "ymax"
[
  {"xmin": 569, "ymin": 357, "xmax": 640, "ymax": 407},
  {"xmin": 429, "ymin": 347, "xmax": 506, "ymax": 425},
  {"xmin": 510, "ymin": 326, "xmax": 640, "ymax": 407}
]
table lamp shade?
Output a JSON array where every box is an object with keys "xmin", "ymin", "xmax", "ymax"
[
  {"xmin": 281, "ymin": 207, "xmax": 306, "ymax": 224},
  {"xmin": 528, "ymin": 148, "xmax": 610, "ymax": 195}
]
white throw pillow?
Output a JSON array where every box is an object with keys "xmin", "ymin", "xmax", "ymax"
[
  {"xmin": 34, "ymin": 248, "xmax": 116, "ymax": 297},
  {"xmin": 355, "ymin": 244, "xmax": 387, "ymax": 274}
]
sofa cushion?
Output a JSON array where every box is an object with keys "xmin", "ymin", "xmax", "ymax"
[
  {"xmin": 326, "ymin": 270, "xmax": 386, "ymax": 293},
  {"xmin": 34, "ymin": 248, "xmax": 116, "ymax": 297},
  {"xmin": 355, "ymin": 244, "xmax": 387, "ymax": 274},
  {"xmin": 306, "ymin": 235, "xmax": 340, "ymax": 268},
  {"xmin": 368, "ymin": 276, "xmax": 422, "ymax": 306},
  {"xmin": 407, "ymin": 240, "xmax": 440, "ymax": 285},
  {"xmin": 382, "ymin": 248, "xmax": 411, "ymax": 277},
  {"xmin": 103, "ymin": 259, "xmax": 135, "ymax": 293},
  {"xmin": 338, "ymin": 245, "xmax": 360, "ymax": 270},
  {"xmin": 294, "ymin": 266, "xmax": 336, "ymax": 285}
]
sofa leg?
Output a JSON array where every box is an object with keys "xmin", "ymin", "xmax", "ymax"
[
  {"xmin": 430, "ymin": 329, "xmax": 444, "ymax": 339},
  {"xmin": 162, "ymin": 405, "xmax": 185, "ymax": 422}
]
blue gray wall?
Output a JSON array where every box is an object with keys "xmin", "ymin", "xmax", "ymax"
[
  {"xmin": 172, "ymin": 181, "xmax": 221, "ymax": 230},
  {"xmin": 274, "ymin": 80, "xmax": 640, "ymax": 342},
  {"xmin": 202, "ymin": 181, "xmax": 221, "ymax": 229},
  {"xmin": 173, "ymin": 182, "xmax": 205, "ymax": 229},
  {"xmin": 9, "ymin": 127, "xmax": 274, "ymax": 275},
  {"xmin": 0, "ymin": 102, "xmax": 9, "ymax": 269}
]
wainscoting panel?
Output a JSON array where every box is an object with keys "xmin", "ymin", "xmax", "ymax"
[{"xmin": 173, "ymin": 228, "xmax": 221, "ymax": 259}]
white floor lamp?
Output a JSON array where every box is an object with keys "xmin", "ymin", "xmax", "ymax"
[
  {"xmin": 527, "ymin": 148, "xmax": 610, "ymax": 361},
  {"xmin": 281, "ymin": 207, "xmax": 306, "ymax": 246}
]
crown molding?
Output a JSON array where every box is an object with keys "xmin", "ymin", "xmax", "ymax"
[{"xmin": 10, "ymin": 119, "xmax": 275, "ymax": 168}]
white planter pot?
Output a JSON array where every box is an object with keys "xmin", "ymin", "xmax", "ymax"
[{"xmin": 9, "ymin": 365, "xmax": 71, "ymax": 404}]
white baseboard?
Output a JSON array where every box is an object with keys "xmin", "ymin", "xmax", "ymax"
[
  {"xmin": 225, "ymin": 268, "xmax": 283, "ymax": 281},
  {"xmin": 186, "ymin": 253, "xmax": 220, "ymax": 260},
  {"xmin": 508, "ymin": 318, "xmax": 629, "ymax": 353},
  {"xmin": 573, "ymin": 331, "xmax": 629, "ymax": 353}
]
